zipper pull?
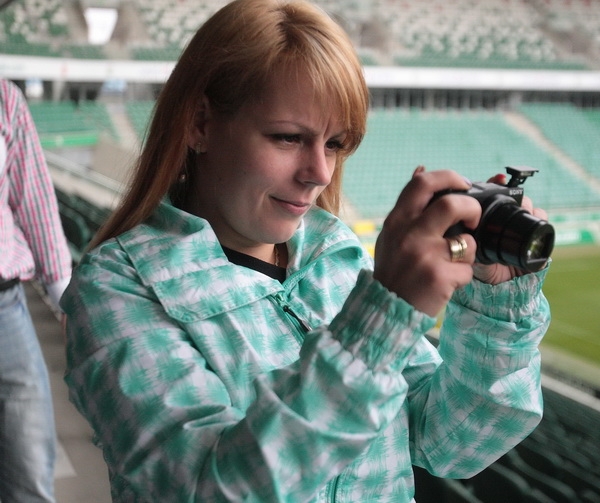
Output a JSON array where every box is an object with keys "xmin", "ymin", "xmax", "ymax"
[{"xmin": 282, "ymin": 304, "xmax": 312, "ymax": 333}]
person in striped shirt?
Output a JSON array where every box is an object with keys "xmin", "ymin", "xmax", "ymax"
[
  {"xmin": 62, "ymin": 0, "xmax": 551, "ymax": 501},
  {"xmin": 0, "ymin": 78, "xmax": 72, "ymax": 503}
]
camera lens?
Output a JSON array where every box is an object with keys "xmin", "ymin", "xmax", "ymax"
[
  {"xmin": 475, "ymin": 197, "xmax": 554, "ymax": 272},
  {"xmin": 527, "ymin": 228, "xmax": 554, "ymax": 262}
]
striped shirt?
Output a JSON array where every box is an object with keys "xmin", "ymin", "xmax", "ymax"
[
  {"xmin": 0, "ymin": 79, "xmax": 71, "ymax": 306},
  {"xmin": 63, "ymin": 202, "xmax": 551, "ymax": 502}
]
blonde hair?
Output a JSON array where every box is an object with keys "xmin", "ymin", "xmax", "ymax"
[{"xmin": 92, "ymin": 0, "xmax": 369, "ymax": 248}]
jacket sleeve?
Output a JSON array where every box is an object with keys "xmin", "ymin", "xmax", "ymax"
[
  {"xmin": 405, "ymin": 266, "xmax": 551, "ymax": 478},
  {"xmin": 62, "ymin": 243, "xmax": 435, "ymax": 503}
]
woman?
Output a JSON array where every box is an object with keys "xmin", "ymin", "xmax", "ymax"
[{"xmin": 62, "ymin": 0, "xmax": 551, "ymax": 501}]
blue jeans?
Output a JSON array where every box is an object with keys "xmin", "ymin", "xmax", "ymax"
[{"xmin": 0, "ymin": 283, "xmax": 56, "ymax": 503}]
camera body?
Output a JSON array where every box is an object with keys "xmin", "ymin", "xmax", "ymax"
[{"xmin": 436, "ymin": 166, "xmax": 554, "ymax": 272}]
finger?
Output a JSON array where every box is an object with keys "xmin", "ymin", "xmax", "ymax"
[
  {"xmin": 412, "ymin": 165, "xmax": 426, "ymax": 177},
  {"xmin": 444, "ymin": 233, "xmax": 477, "ymax": 265},
  {"xmin": 423, "ymin": 193, "xmax": 482, "ymax": 237},
  {"xmin": 486, "ymin": 173, "xmax": 507, "ymax": 185},
  {"xmin": 519, "ymin": 194, "xmax": 549, "ymax": 220},
  {"xmin": 521, "ymin": 195, "xmax": 534, "ymax": 214},
  {"xmin": 532, "ymin": 206, "xmax": 548, "ymax": 221},
  {"xmin": 391, "ymin": 169, "xmax": 473, "ymax": 222}
]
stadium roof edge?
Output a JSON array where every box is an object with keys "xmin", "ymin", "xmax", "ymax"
[
  {"xmin": 2, "ymin": 54, "xmax": 600, "ymax": 92},
  {"xmin": 364, "ymin": 65, "xmax": 600, "ymax": 92}
]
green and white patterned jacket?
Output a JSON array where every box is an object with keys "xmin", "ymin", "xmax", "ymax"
[{"xmin": 62, "ymin": 201, "xmax": 550, "ymax": 503}]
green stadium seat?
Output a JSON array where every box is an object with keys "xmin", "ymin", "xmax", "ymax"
[
  {"xmin": 71, "ymin": 195, "xmax": 111, "ymax": 233},
  {"xmin": 499, "ymin": 450, "xmax": 578, "ymax": 502},
  {"xmin": 412, "ymin": 465, "xmax": 446, "ymax": 502},
  {"xmin": 514, "ymin": 442, "xmax": 562, "ymax": 477},
  {"xmin": 468, "ymin": 463, "xmax": 531, "ymax": 503},
  {"xmin": 581, "ymin": 489, "xmax": 600, "ymax": 503},
  {"xmin": 443, "ymin": 479, "xmax": 482, "ymax": 503},
  {"xmin": 55, "ymin": 188, "xmax": 111, "ymax": 251},
  {"xmin": 58, "ymin": 206, "xmax": 91, "ymax": 264},
  {"xmin": 524, "ymin": 489, "xmax": 554, "ymax": 503},
  {"xmin": 560, "ymin": 462, "xmax": 600, "ymax": 498},
  {"xmin": 125, "ymin": 101, "xmax": 155, "ymax": 141}
]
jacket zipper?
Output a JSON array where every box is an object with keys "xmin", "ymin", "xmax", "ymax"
[
  {"xmin": 273, "ymin": 293, "xmax": 312, "ymax": 339},
  {"xmin": 282, "ymin": 304, "xmax": 312, "ymax": 333},
  {"xmin": 276, "ymin": 295, "xmax": 340, "ymax": 502},
  {"xmin": 328, "ymin": 474, "xmax": 339, "ymax": 502}
]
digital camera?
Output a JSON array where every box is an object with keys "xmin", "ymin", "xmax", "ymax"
[{"xmin": 435, "ymin": 166, "xmax": 554, "ymax": 272}]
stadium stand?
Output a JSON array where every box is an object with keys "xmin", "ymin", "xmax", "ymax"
[
  {"xmin": 3, "ymin": 0, "xmax": 599, "ymax": 68},
  {"xmin": 387, "ymin": 0, "xmax": 588, "ymax": 69},
  {"xmin": 124, "ymin": 0, "xmax": 600, "ymax": 69},
  {"xmin": 124, "ymin": 99, "xmax": 155, "ymax": 141},
  {"xmin": 54, "ymin": 187, "xmax": 111, "ymax": 262},
  {"xmin": 0, "ymin": 0, "xmax": 106, "ymax": 59},
  {"xmin": 28, "ymin": 100, "xmax": 119, "ymax": 147},
  {"xmin": 519, "ymin": 102, "xmax": 600, "ymax": 179},
  {"xmin": 130, "ymin": 0, "xmax": 224, "ymax": 59},
  {"xmin": 342, "ymin": 108, "xmax": 600, "ymax": 220}
]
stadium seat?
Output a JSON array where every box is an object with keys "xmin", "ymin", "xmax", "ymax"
[
  {"xmin": 58, "ymin": 206, "xmax": 91, "ymax": 264},
  {"xmin": 125, "ymin": 101, "xmax": 155, "ymax": 141},
  {"xmin": 55, "ymin": 186, "xmax": 77, "ymax": 209},
  {"xmin": 55, "ymin": 188, "xmax": 111, "ymax": 258},
  {"xmin": 560, "ymin": 462, "xmax": 600, "ymax": 498},
  {"xmin": 413, "ymin": 465, "xmax": 483, "ymax": 503},
  {"xmin": 412, "ymin": 465, "xmax": 446, "ymax": 502},
  {"xmin": 514, "ymin": 442, "xmax": 562, "ymax": 477},
  {"xmin": 498, "ymin": 450, "xmax": 578, "ymax": 502},
  {"xmin": 524, "ymin": 489, "xmax": 554, "ymax": 503},
  {"xmin": 524, "ymin": 430, "xmax": 593, "ymax": 472},
  {"xmin": 581, "ymin": 489, "xmax": 600, "ymax": 503},
  {"xmin": 443, "ymin": 479, "xmax": 482, "ymax": 503},
  {"xmin": 467, "ymin": 463, "xmax": 531, "ymax": 503},
  {"xmin": 71, "ymin": 195, "xmax": 111, "ymax": 233}
]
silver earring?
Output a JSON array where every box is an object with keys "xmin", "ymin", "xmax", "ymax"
[{"xmin": 195, "ymin": 141, "xmax": 206, "ymax": 154}]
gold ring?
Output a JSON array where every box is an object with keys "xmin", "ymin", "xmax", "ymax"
[{"xmin": 447, "ymin": 236, "xmax": 468, "ymax": 262}]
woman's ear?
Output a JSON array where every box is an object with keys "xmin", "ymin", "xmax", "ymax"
[{"xmin": 187, "ymin": 95, "xmax": 211, "ymax": 153}]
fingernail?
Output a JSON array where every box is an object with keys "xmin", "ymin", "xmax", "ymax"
[{"xmin": 413, "ymin": 165, "xmax": 426, "ymax": 176}]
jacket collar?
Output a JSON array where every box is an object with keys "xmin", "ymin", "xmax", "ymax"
[
  {"xmin": 119, "ymin": 201, "xmax": 360, "ymax": 282},
  {"xmin": 115, "ymin": 201, "xmax": 364, "ymax": 322}
]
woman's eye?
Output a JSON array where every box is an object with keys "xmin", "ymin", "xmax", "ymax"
[
  {"xmin": 272, "ymin": 134, "xmax": 300, "ymax": 144},
  {"xmin": 326, "ymin": 140, "xmax": 345, "ymax": 152}
]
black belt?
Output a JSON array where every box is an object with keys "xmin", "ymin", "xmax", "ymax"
[{"xmin": 0, "ymin": 278, "xmax": 20, "ymax": 292}]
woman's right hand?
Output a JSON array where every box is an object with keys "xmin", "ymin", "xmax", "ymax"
[{"xmin": 372, "ymin": 167, "xmax": 482, "ymax": 317}]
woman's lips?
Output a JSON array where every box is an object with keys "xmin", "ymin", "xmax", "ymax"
[{"xmin": 272, "ymin": 197, "xmax": 312, "ymax": 216}]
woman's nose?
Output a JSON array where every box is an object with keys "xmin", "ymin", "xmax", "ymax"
[{"xmin": 300, "ymin": 144, "xmax": 334, "ymax": 187}]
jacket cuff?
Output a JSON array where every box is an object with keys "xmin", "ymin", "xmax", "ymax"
[
  {"xmin": 329, "ymin": 269, "xmax": 436, "ymax": 372},
  {"xmin": 451, "ymin": 264, "xmax": 549, "ymax": 323},
  {"xmin": 46, "ymin": 276, "xmax": 71, "ymax": 312}
]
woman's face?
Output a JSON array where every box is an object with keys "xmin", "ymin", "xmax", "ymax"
[{"xmin": 191, "ymin": 70, "xmax": 347, "ymax": 260}]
